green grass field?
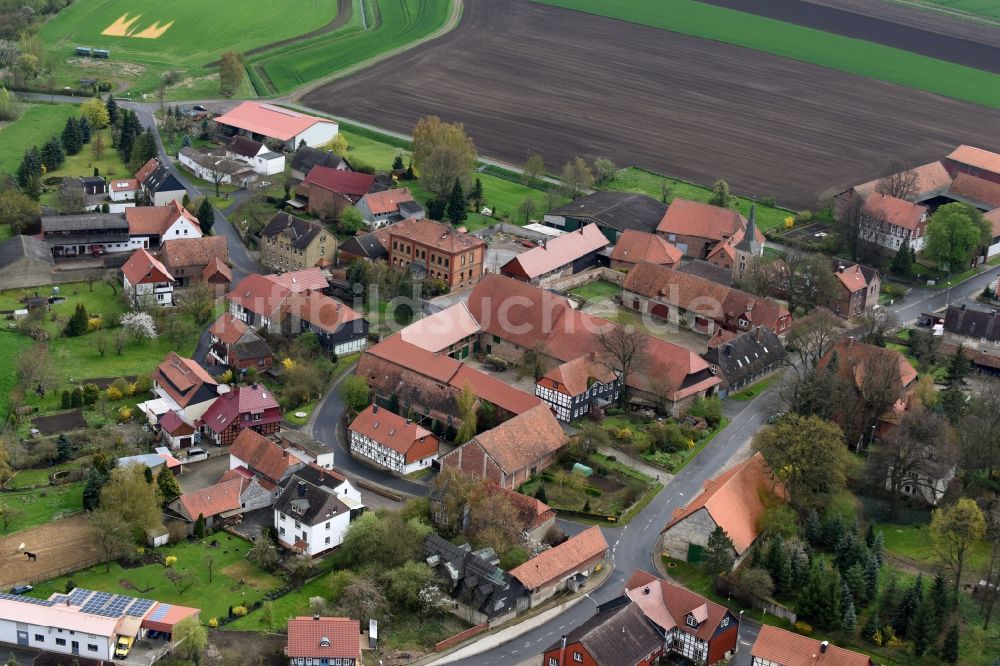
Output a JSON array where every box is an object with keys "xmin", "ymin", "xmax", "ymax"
[
  {"xmin": 606, "ymin": 167, "xmax": 794, "ymax": 232},
  {"xmin": 0, "ymin": 104, "xmax": 79, "ymax": 176},
  {"xmin": 535, "ymin": 0, "xmax": 1000, "ymax": 109},
  {"xmin": 39, "ymin": 127, "xmax": 129, "ymax": 207},
  {"xmin": 250, "ymin": 0, "xmax": 452, "ymax": 94},
  {"xmin": 30, "ymin": 537, "xmax": 283, "ymax": 622},
  {"xmin": 2, "ymin": 483, "xmax": 84, "ymax": 533},
  {"xmin": 39, "ymin": 0, "xmax": 339, "ymax": 96},
  {"xmin": 568, "ymin": 280, "xmax": 623, "ymax": 304}
]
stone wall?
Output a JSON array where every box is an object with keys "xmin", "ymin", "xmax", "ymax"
[
  {"xmin": 661, "ymin": 507, "xmax": 717, "ymax": 561},
  {"xmin": 546, "ymin": 266, "xmax": 625, "ymax": 294}
]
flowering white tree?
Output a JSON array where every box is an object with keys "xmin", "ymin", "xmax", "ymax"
[{"xmin": 120, "ymin": 312, "xmax": 158, "ymax": 343}]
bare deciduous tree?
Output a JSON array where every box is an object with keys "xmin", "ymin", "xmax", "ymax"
[
  {"xmin": 597, "ymin": 323, "xmax": 648, "ymax": 407},
  {"xmin": 875, "ymin": 162, "xmax": 919, "ymax": 200}
]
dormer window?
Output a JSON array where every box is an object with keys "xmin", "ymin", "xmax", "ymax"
[{"xmin": 686, "ymin": 614, "xmax": 699, "ymax": 628}]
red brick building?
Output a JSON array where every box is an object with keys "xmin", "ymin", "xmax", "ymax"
[
  {"xmin": 542, "ymin": 602, "xmax": 663, "ymax": 666},
  {"xmin": 299, "ymin": 166, "xmax": 376, "ymax": 218},
  {"xmin": 387, "ymin": 217, "xmax": 486, "ymax": 291},
  {"xmin": 656, "ymin": 198, "xmax": 755, "ymax": 259}
]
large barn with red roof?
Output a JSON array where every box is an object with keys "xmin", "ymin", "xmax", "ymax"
[{"xmin": 213, "ymin": 102, "xmax": 338, "ymax": 149}]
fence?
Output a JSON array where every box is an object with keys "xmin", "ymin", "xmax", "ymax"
[
  {"xmin": 434, "ymin": 622, "xmax": 488, "ymax": 652},
  {"xmin": 8, "ymin": 554, "xmax": 104, "ymax": 588},
  {"xmin": 715, "ymin": 576, "xmax": 797, "ymax": 624}
]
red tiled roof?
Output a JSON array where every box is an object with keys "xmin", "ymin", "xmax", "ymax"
[
  {"xmin": 228, "ymin": 428, "xmax": 301, "ymax": 482},
  {"xmin": 624, "ymin": 570, "xmax": 731, "ymax": 642},
  {"xmin": 126, "ymin": 201, "xmax": 200, "ymax": 236},
  {"xmin": 227, "ymin": 274, "xmax": 293, "ymax": 319},
  {"xmin": 853, "ymin": 161, "xmax": 953, "ymax": 201},
  {"xmin": 158, "ymin": 410, "xmax": 194, "ymax": 436},
  {"xmin": 656, "ymin": 198, "xmax": 746, "ymax": 241},
  {"xmin": 947, "ymin": 173, "xmax": 1000, "ymax": 209},
  {"xmin": 387, "ymin": 217, "xmax": 486, "ymax": 253},
  {"xmin": 863, "ymin": 193, "xmax": 927, "ymax": 231},
  {"xmin": 269, "ymin": 267, "xmax": 328, "ymax": 293},
  {"xmin": 209, "ymin": 313, "xmax": 250, "ymax": 345},
  {"xmin": 663, "ymin": 452, "xmax": 786, "ymax": 554},
  {"xmin": 465, "ymin": 403, "xmax": 566, "ymax": 473},
  {"xmin": 818, "ymin": 338, "xmax": 918, "ymax": 389},
  {"xmin": 142, "ymin": 604, "xmax": 199, "ymax": 633},
  {"xmin": 284, "ymin": 291, "xmax": 363, "ymax": 334},
  {"xmin": 121, "ymin": 248, "xmax": 173, "ymax": 285},
  {"xmin": 110, "ymin": 178, "xmax": 140, "ymax": 192},
  {"xmin": 349, "ymin": 404, "xmax": 438, "ymax": 463},
  {"xmin": 835, "ymin": 264, "xmax": 868, "ymax": 293},
  {"xmin": 175, "ymin": 478, "xmax": 244, "ymax": 520},
  {"xmin": 214, "ymin": 102, "xmax": 334, "ymax": 142},
  {"xmin": 751, "ymin": 625, "xmax": 873, "ymax": 666},
  {"xmin": 400, "ymin": 302, "xmax": 481, "ymax": 353},
  {"xmin": 155, "ymin": 353, "xmax": 217, "ymax": 407},
  {"xmin": 510, "ymin": 525, "xmax": 608, "ymax": 590},
  {"xmin": 161, "ymin": 236, "xmax": 229, "ymax": 270},
  {"xmin": 501, "ymin": 223, "xmax": 608, "ymax": 280},
  {"xmin": 946, "ymin": 144, "xmax": 1000, "ymax": 176},
  {"xmin": 202, "ymin": 256, "xmax": 232, "ymax": 283},
  {"xmin": 540, "ymin": 352, "xmax": 617, "ymax": 396},
  {"xmin": 489, "ymin": 484, "xmax": 556, "ymax": 530},
  {"xmin": 286, "ymin": 616, "xmax": 361, "ymax": 660},
  {"xmin": 362, "ymin": 188, "xmax": 414, "ymax": 215},
  {"xmin": 610, "ymin": 229, "xmax": 683, "ymax": 266},
  {"xmin": 135, "ymin": 158, "xmax": 159, "ymax": 185},
  {"xmin": 304, "ymin": 166, "xmax": 375, "ymax": 197},
  {"xmin": 706, "ymin": 328, "xmax": 737, "ymax": 349}
]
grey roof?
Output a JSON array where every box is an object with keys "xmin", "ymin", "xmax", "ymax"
[
  {"xmin": 275, "ymin": 474, "xmax": 350, "ymax": 526},
  {"xmin": 544, "ymin": 602, "xmax": 662, "ymax": 666},
  {"xmin": 677, "ymin": 258, "xmax": 733, "ymax": 286},
  {"xmin": 232, "ymin": 336, "xmax": 274, "ymax": 362},
  {"xmin": 0, "ymin": 235, "xmax": 55, "ymax": 270},
  {"xmin": 278, "ymin": 429, "xmax": 333, "ymax": 457},
  {"xmin": 41, "ymin": 213, "xmax": 128, "ymax": 233},
  {"xmin": 81, "ymin": 176, "xmax": 106, "ymax": 185},
  {"xmin": 260, "ymin": 211, "xmax": 324, "ymax": 249},
  {"xmin": 702, "ymin": 326, "xmax": 787, "ymax": 387},
  {"xmin": 339, "ymin": 232, "xmax": 387, "ymax": 260},
  {"xmin": 423, "ymin": 533, "xmax": 527, "ymax": 619},
  {"xmin": 398, "ymin": 200, "xmax": 425, "ymax": 216},
  {"xmin": 944, "ymin": 304, "xmax": 1000, "ymax": 342},
  {"xmin": 735, "ymin": 202, "xmax": 761, "ymax": 253},
  {"xmin": 227, "ymin": 135, "xmax": 264, "ymax": 159},
  {"xmin": 145, "ymin": 162, "xmax": 185, "ymax": 195},
  {"xmin": 546, "ymin": 191, "xmax": 667, "ymax": 234},
  {"xmin": 290, "ymin": 146, "xmax": 350, "ymax": 174}
]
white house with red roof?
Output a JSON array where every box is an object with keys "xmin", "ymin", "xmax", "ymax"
[
  {"xmin": 109, "ymin": 177, "xmax": 141, "ymax": 202},
  {"xmin": 200, "ymin": 384, "xmax": 282, "ymax": 446},
  {"xmin": 151, "ymin": 352, "xmax": 220, "ymax": 421},
  {"xmin": 125, "ymin": 201, "xmax": 202, "ymax": 249},
  {"xmin": 751, "ymin": 625, "xmax": 873, "ymax": 666},
  {"xmin": 510, "ymin": 525, "xmax": 609, "ymax": 606},
  {"xmin": 348, "ymin": 404, "xmax": 439, "ymax": 475},
  {"xmin": 535, "ymin": 352, "xmax": 622, "ymax": 422},
  {"xmin": 121, "ymin": 248, "xmax": 175, "ymax": 307},
  {"xmin": 354, "ymin": 187, "xmax": 423, "ymax": 228},
  {"xmin": 285, "ymin": 616, "xmax": 361, "ymax": 666},
  {"xmin": 213, "ymin": 102, "xmax": 338, "ymax": 150},
  {"xmin": 860, "ymin": 191, "xmax": 929, "ymax": 252},
  {"xmin": 500, "ymin": 223, "xmax": 609, "ymax": 285}
]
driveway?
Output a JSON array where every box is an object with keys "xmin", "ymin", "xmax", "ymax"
[{"xmin": 178, "ymin": 454, "xmax": 231, "ymax": 494}]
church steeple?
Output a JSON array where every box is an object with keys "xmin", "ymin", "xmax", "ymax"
[{"xmin": 735, "ymin": 202, "xmax": 761, "ymax": 254}]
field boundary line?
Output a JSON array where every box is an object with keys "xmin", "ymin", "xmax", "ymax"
[{"xmin": 285, "ymin": 0, "xmax": 463, "ymax": 102}]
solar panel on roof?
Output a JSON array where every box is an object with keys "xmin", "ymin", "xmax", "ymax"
[
  {"xmin": 0, "ymin": 592, "xmax": 56, "ymax": 606},
  {"xmin": 150, "ymin": 604, "xmax": 171, "ymax": 621},
  {"xmin": 126, "ymin": 599, "xmax": 154, "ymax": 616}
]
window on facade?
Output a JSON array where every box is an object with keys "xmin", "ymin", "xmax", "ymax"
[
  {"xmin": 56, "ymin": 639, "xmax": 66, "ymax": 646},
  {"xmin": 325, "ymin": 536, "xmax": 331, "ymax": 545},
  {"xmin": 279, "ymin": 526, "xmax": 285, "ymax": 535},
  {"xmin": 573, "ymin": 653, "xmax": 583, "ymax": 663},
  {"xmin": 326, "ymin": 521, "xmax": 331, "ymax": 529},
  {"xmin": 720, "ymin": 616, "xmax": 730, "ymax": 628},
  {"xmin": 548, "ymin": 659, "xmax": 558, "ymax": 666},
  {"xmin": 295, "ymin": 521, "xmax": 301, "ymax": 528},
  {"xmin": 686, "ymin": 615, "xmax": 698, "ymax": 628},
  {"xmin": 35, "ymin": 635, "xmax": 44, "ymax": 642},
  {"xmin": 88, "ymin": 645, "xmax": 98, "ymax": 652}
]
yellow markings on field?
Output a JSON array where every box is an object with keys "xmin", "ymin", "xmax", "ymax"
[
  {"xmin": 102, "ymin": 14, "xmax": 141, "ymax": 36},
  {"xmin": 101, "ymin": 14, "xmax": 174, "ymax": 39}
]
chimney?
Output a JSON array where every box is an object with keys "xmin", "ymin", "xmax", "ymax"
[
  {"xmin": 313, "ymin": 614, "xmax": 320, "ymax": 621},
  {"xmin": 298, "ymin": 481, "xmax": 306, "ymax": 498},
  {"xmin": 847, "ymin": 336, "xmax": 854, "ymax": 348},
  {"xmin": 372, "ymin": 404, "xmax": 379, "ymax": 413},
  {"xmin": 558, "ymin": 635, "xmax": 567, "ymax": 665},
  {"xmin": 724, "ymin": 344, "xmax": 732, "ymax": 357},
  {"xmin": 820, "ymin": 641, "xmax": 829, "ymax": 654},
  {"xmin": 755, "ymin": 326, "xmax": 761, "ymax": 342},
  {"xmin": 251, "ymin": 382, "xmax": 258, "ymax": 390},
  {"xmin": 406, "ymin": 418, "xmax": 412, "ymax": 425},
  {"xmin": 643, "ymin": 586, "xmax": 650, "ymax": 595}
]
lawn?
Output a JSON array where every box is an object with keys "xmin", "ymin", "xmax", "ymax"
[
  {"xmin": 29, "ymin": 536, "xmax": 283, "ymax": 622},
  {"xmin": 7, "ymin": 461, "xmax": 84, "ymax": 490},
  {"xmin": 605, "ymin": 167, "xmax": 794, "ymax": 231},
  {"xmin": 0, "ymin": 104, "xmax": 79, "ymax": 175},
  {"xmin": 35, "ymin": 126, "xmax": 129, "ymax": 206},
  {"xmin": 875, "ymin": 521, "xmax": 992, "ymax": 575},
  {"xmin": 728, "ymin": 374, "xmax": 780, "ymax": 401},
  {"xmin": 568, "ymin": 280, "xmax": 622, "ymax": 304},
  {"xmin": 38, "ymin": 0, "xmax": 340, "ymax": 98},
  {"xmin": 249, "ymin": 0, "xmax": 453, "ymax": 95},
  {"xmin": 535, "ymin": 0, "xmax": 1000, "ymax": 110},
  {"xmin": 520, "ymin": 452, "xmax": 656, "ymax": 519},
  {"xmin": 1, "ymin": 482, "xmax": 84, "ymax": 533},
  {"xmin": 0, "ymin": 330, "xmax": 34, "ymax": 420}
]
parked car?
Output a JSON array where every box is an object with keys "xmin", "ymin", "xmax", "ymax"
[
  {"xmin": 193, "ymin": 104, "xmax": 206, "ymax": 112},
  {"xmin": 9, "ymin": 585, "xmax": 33, "ymax": 594},
  {"xmin": 766, "ymin": 411, "xmax": 787, "ymax": 425},
  {"xmin": 146, "ymin": 630, "xmax": 161, "ymax": 640}
]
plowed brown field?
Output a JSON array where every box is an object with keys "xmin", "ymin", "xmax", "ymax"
[{"xmin": 302, "ymin": 0, "xmax": 1000, "ymax": 209}]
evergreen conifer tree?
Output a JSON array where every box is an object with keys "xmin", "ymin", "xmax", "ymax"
[
  {"xmin": 910, "ymin": 597, "xmax": 935, "ymax": 656},
  {"xmin": 863, "ymin": 552, "xmax": 881, "ymax": 602},
  {"xmin": 942, "ymin": 623, "xmax": 959, "ymax": 664},
  {"xmin": 765, "ymin": 537, "xmax": 791, "ymax": 596},
  {"xmin": 105, "ymin": 95, "xmax": 119, "ymax": 124},
  {"xmin": 446, "ymin": 178, "xmax": 468, "ymax": 224},
  {"xmin": 841, "ymin": 580, "xmax": 857, "ymax": 632},
  {"xmin": 863, "ymin": 612, "xmax": 880, "ymax": 643},
  {"xmin": 78, "ymin": 116, "xmax": 92, "ymax": 143},
  {"xmin": 197, "ymin": 199, "xmax": 215, "ymax": 235},
  {"xmin": 891, "ymin": 237, "xmax": 914, "ymax": 276},
  {"xmin": 704, "ymin": 526, "xmax": 736, "ymax": 575},
  {"xmin": 64, "ymin": 302, "xmax": 89, "ymax": 337},
  {"xmin": 41, "ymin": 136, "xmax": 64, "ymax": 170},
  {"xmin": 805, "ymin": 508, "xmax": 823, "ymax": 545},
  {"xmin": 895, "ymin": 574, "xmax": 924, "ymax": 638},
  {"xmin": 844, "ymin": 563, "xmax": 867, "ymax": 605}
]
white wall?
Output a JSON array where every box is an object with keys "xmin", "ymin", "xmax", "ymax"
[
  {"xmin": 293, "ymin": 121, "xmax": 339, "ymax": 149},
  {"xmin": 0, "ymin": 617, "xmax": 113, "ymax": 661},
  {"xmin": 110, "ymin": 188, "xmax": 139, "ymax": 203},
  {"xmin": 275, "ymin": 508, "xmax": 351, "ymax": 557},
  {"xmin": 162, "ymin": 216, "xmax": 203, "ymax": 241},
  {"xmin": 124, "ymin": 275, "xmax": 173, "ymax": 307},
  {"xmin": 255, "ymin": 154, "xmax": 285, "ymax": 176}
]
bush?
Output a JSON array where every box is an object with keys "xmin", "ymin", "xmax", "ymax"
[
  {"xmin": 133, "ymin": 375, "xmax": 153, "ymax": 394},
  {"xmin": 208, "ymin": 617, "xmax": 219, "ymax": 628},
  {"xmin": 584, "ymin": 486, "xmax": 603, "ymax": 497},
  {"xmin": 164, "ymin": 555, "xmax": 177, "ymax": 567},
  {"xmin": 118, "ymin": 406, "xmax": 133, "ymax": 422},
  {"xmin": 83, "ymin": 383, "xmax": 100, "ymax": 406},
  {"xmin": 87, "ymin": 317, "xmax": 103, "ymax": 332},
  {"xmin": 794, "ymin": 621, "xmax": 813, "ymax": 636},
  {"xmin": 232, "ymin": 606, "xmax": 248, "ymax": 617},
  {"xmin": 106, "ymin": 387, "xmax": 123, "ymax": 401},
  {"xmin": 649, "ymin": 422, "xmax": 688, "ymax": 453},
  {"xmin": 761, "ymin": 195, "xmax": 777, "ymax": 207},
  {"xmin": 614, "ymin": 427, "xmax": 633, "ymax": 442},
  {"xmin": 687, "ymin": 397, "xmax": 723, "ymax": 428}
]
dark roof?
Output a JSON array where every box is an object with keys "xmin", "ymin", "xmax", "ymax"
[
  {"xmin": 259, "ymin": 212, "xmax": 324, "ymax": 249},
  {"xmin": 231, "ymin": 336, "xmax": 274, "ymax": 362},
  {"xmin": 677, "ymin": 259, "xmax": 733, "ymax": 287},
  {"xmin": 544, "ymin": 602, "xmax": 662, "ymax": 666},
  {"xmin": 339, "ymin": 232, "xmax": 388, "ymax": 260},
  {"xmin": 42, "ymin": 213, "xmax": 128, "ymax": 233},
  {"xmin": 228, "ymin": 135, "xmax": 265, "ymax": 159},
  {"xmin": 278, "ymin": 429, "xmax": 334, "ymax": 458},
  {"xmin": 0, "ymin": 235, "xmax": 55, "ymax": 270},
  {"xmin": 274, "ymin": 474, "xmax": 350, "ymax": 526},
  {"xmin": 81, "ymin": 176, "xmax": 106, "ymax": 185},
  {"xmin": 398, "ymin": 200, "xmax": 425, "ymax": 216},
  {"xmin": 944, "ymin": 304, "xmax": 1000, "ymax": 342},
  {"xmin": 423, "ymin": 533, "xmax": 527, "ymax": 619},
  {"xmin": 289, "ymin": 461, "xmax": 347, "ymax": 487},
  {"xmin": 290, "ymin": 146, "xmax": 350, "ymax": 174},
  {"xmin": 33, "ymin": 652, "xmax": 114, "ymax": 666},
  {"xmin": 144, "ymin": 162, "xmax": 185, "ymax": 195},
  {"xmin": 546, "ymin": 191, "xmax": 667, "ymax": 234},
  {"xmin": 702, "ymin": 326, "xmax": 787, "ymax": 386}
]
